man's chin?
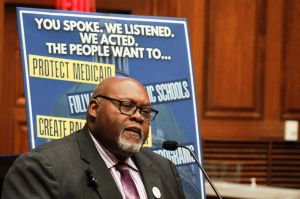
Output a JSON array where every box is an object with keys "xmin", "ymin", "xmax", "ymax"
[
  {"xmin": 118, "ymin": 128, "xmax": 144, "ymax": 154},
  {"xmin": 118, "ymin": 138, "xmax": 143, "ymax": 154}
]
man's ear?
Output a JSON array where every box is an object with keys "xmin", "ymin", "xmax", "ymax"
[{"xmin": 88, "ymin": 100, "xmax": 99, "ymax": 118}]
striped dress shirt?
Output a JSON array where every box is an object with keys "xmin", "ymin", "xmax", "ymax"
[{"xmin": 90, "ymin": 132, "xmax": 148, "ymax": 199}]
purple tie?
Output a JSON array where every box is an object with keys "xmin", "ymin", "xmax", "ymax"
[{"xmin": 115, "ymin": 163, "xmax": 140, "ymax": 199}]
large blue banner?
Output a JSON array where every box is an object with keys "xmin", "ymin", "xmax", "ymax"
[{"xmin": 17, "ymin": 7, "xmax": 204, "ymax": 198}]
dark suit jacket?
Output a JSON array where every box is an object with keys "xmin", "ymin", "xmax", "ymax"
[{"xmin": 1, "ymin": 126, "xmax": 186, "ymax": 199}]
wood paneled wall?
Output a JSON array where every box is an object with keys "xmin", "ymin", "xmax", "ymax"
[
  {"xmin": 201, "ymin": 0, "xmax": 299, "ymax": 140},
  {"xmin": 203, "ymin": 0, "xmax": 266, "ymax": 119},
  {"xmin": 0, "ymin": 0, "xmax": 300, "ymax": 155},
  {"xmin": 282, "ymin": 0, "xmax": 300, "ymax": 119}
]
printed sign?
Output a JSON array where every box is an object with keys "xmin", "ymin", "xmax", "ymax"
[{"xmin": 17, "ymin": 7, "xmax": 205, "ymax": 198}]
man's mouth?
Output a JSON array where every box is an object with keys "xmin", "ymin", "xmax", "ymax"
[{"xmin": 123, "ymin": 126, "xmax": 142, "ymax": 139}]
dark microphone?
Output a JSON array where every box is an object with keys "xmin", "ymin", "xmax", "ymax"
[
  {"xmin": 85, "ymin": 169, "xmax": 98, "ymax": 188},
  {"xmin": 162, "ymin": 140, "xmax": 178, "ymax": 151},
  {"xmin": 162, "ymin": 140, "xmax": 222, "ymax": 199}
]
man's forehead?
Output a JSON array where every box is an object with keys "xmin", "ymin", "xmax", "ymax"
[
  {"xmin": 94, "ymin": 77, "xmax": 148, "ymax": 99},
  {"xmin": 103, "ymin": 77, "xmax": 143, "ymax": 91}
]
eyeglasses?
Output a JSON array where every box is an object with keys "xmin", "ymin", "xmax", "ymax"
[{"xmin": 93, "ymin": 95, "xmax": 159, "ymax": 121}]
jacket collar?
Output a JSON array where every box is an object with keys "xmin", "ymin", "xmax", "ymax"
[{"xmin": 133, "ymin": 149, "xmax": 164, "ymax": 199}]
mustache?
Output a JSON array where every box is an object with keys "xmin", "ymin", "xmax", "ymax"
[{"xmin": 123, "ymin": 126, "xmax": 143, "ymax": 138}]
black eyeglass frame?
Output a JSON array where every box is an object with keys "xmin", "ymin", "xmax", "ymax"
[{"xmin": 93, "ymin": 95, "xmax": 159, "ymax": 121}]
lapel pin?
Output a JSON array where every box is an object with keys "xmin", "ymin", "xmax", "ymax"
[{"xmin": 152, "ymin": 187, "xmax": 161, "ymax": 198}]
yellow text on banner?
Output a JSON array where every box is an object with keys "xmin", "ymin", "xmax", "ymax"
[
  {"xmin": 36, "ymin": 115, "xmax": 86, "ymax": 139},
  {"xmin": 29, "ymin": 54, "xmax": 115, "ymax": 84}
]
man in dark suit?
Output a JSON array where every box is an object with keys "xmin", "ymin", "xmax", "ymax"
[{"xmin": 1, "ymin": 77, "xmax": 186, "ymax": 199}]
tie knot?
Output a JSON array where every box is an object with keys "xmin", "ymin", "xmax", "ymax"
[{"xmin": 115, "ymin": 162, "xmax": 129, "ymax": 172}]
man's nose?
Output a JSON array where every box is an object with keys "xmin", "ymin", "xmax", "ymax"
[{"xmin": 129, "ymin": 108, "xmax": 144, "ymax": 122}]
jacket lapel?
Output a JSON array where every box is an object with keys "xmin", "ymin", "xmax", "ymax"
[
  {"xmin": 76, "ymin": 126, "xmax": 123, "ymax": 199},
  {"xmin": 133, "ymin": 150, "xmax": 164, "ymax": 199}
]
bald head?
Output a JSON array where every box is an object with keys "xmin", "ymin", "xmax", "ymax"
[{"xmin": 92, "ymin": 76, "xmax": 148, "ymax": 101}]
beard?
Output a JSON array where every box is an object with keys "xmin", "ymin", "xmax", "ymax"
[{"xmin": 117, "ymin": 128, "xmax": 144, "ymax": 153}]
